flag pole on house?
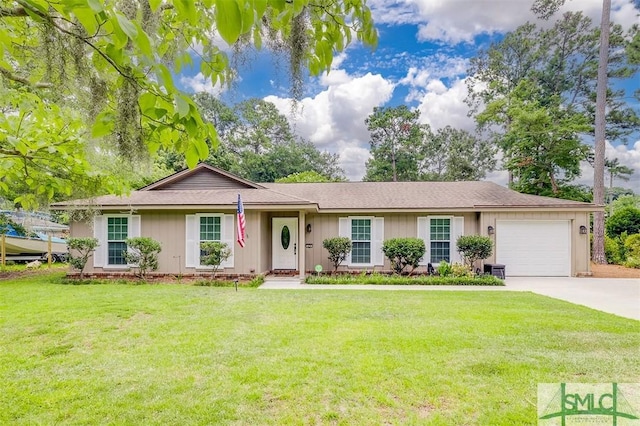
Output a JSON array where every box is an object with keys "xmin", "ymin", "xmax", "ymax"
[
  {"xmin": 237, "ymin": 194, "xmax": 246, "ymax": 248},
  {"xmin": 236, "ymin": 194, "xmax": 246, "ymax": 292}
]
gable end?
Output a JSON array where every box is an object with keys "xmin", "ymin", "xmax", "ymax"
[{"xmin": 140, "ymin": 163, "xmax": 263, "ymax": 191}]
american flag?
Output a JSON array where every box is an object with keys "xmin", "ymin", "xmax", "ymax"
[{"xmin": 237, "ymin": 193, "xmax": 246, "ymax": 248}]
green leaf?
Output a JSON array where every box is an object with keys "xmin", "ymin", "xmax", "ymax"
[
  {"xmin": 148, "ymin": 0, "xmax": 163, "ymax": 11},
  {"xmin": 174, "ymin": 94, "xmax": 190, "ymax": 118},
  {"xmin": 105, "ymin": 43, "xmax": 125, "ymax": 64},
  {"xmin": 107, "ymin": 17, "xmax": 129, "ymax": 49},
  {"xmin": 206, "ymin": 123, "xmax": 219, "ymax": 149},
  {"xmin": 183, "ymin": 117, "xmax": 197, "ymax": 137},
  {"xmin": 254, "ymin": 0, "xmax": 268, "ymax": 17},
  {"xmin": 116, "ymin": 13, "xmax": 138, "ymax": 39},
  {"xmin": 240, "ymin": 0, "xmax": 254, "ymax": 33},
  {"xmin": 292, "ymin": 0, "xmax": 305, "ymax": 14},
  {"xmin": 269, "ymin": 0, "xmax": 286, "ymax": 11},
  {"xmin": 155, "ymin": 64, "xmax": 176, "ymax": 93},
  {"xmin": 185, "ymin": 144, "xmax": 200, "ymax": 168},
  {"xmin": 138, "ymin": 92, "xmax": 156, "ymax": 114},
  {"xmin": 193, "ymin": 139, "xmax": 209, "ymax": 159},
  {"xmin": 20, "ymin": 0, "xmax": 49, "ymax": 15},
  {"xmin": 153, "ymin": 108, "xmax": 168, "ymax": 119},
  {"xmin": 87, "ymin": 0, "xmax": 104, "ymax": 12},
  {"xmin": 73, "ymin": 8, "xmax": 98, "ymax": 34},
  {"xmin": 177, "ymin": 0, "xmax": 197, "ymax": 25},
  {"xmin": 86, "ymin": 0, "xmax": 103, "ymax": 12},
  {"xmin": 92, "ymin": 111, "xmax": 115, "ymax": 137},
  {"xmin": 215, "ymin": 0, "xmax": 242, "ymax": 44},
  {"xmin": 134, "ymin": 22, "xmax": 153, "ymax": 57},
  {"xmin": 253, "ymin": 27, "xmax": 262, "ymax": 50}
]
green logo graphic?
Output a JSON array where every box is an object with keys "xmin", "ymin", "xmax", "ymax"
[{"xmin": 538, "ymin": 383, "xmax": 640, "ymax": 425}]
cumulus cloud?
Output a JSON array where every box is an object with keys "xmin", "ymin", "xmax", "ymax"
[
  {"xmin": 371, "ymin": 0, "xmax": 638, "ymax": 44},
  {"xmin": 179, "ymin": 73, "xmax": 226, "ymax": 96},
  {"xmin": 266, "ymin": 71, "xmax": 395, "ymax": 181},
  {"xmin": 414, "ymin": 78, "xmax": 476, "ymax": 132},
  {"xmin": 578, "ymin": 140, "xmax": 640, "ymax": 190},
  {"xmin": 223, "ymin": 0, "xmax": 639, "ymax": 187},
  {"xmin": 483, "ymin": 140, "xmax": 640, "ymax": 190}
]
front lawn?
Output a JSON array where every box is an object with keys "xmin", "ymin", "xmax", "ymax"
[{"xmin": 1, "ymin": 273, "xmax": 638, "ymax": 425}]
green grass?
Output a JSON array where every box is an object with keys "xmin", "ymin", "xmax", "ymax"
[{"xmin": 1, "ymin": 273, "xmax": 638, "ymax": 425}]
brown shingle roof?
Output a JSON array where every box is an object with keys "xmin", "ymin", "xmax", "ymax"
[
  {"xmin": 262, "ymin": 181, "xmax": 595, "ymax": 210},
  {"xmin": 58, "ymin": 188, "xmax": 314, "ymax": 209},
  {"xmin": 55, "ymin": 180, "xmax": 596, "ymax": 211}
]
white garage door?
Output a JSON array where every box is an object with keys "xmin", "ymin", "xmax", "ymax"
[{"xmin": 496, "ymin": 220, "xmax": 571, "ymax": 276}]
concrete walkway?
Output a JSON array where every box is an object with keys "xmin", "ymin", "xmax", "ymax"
[{"xmin": 259, "ymin": 276, "xmax": 640, "ymax": 321}]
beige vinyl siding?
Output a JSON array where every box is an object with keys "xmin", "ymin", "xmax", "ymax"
[
  {"xmin": 73, "ymin": 210, "xmax": 266, "ymax": 275},
  {"xmin": 156, "ymin": 168, "xmax": 251, "ymax": 190},
  {"xmin": 69, "ymin": 208, "xmax": 588, "ymax": 277},
  {"xmin": 481, "ymin": 211, "xmax": 591, "ymax": 276},
  {"xmin": 257, "ymin": 212, "xmax": 271, "ymax": 274},
  {"xmin": 304, "ymin": 212, "xmax": 478, "ymax": 273}
]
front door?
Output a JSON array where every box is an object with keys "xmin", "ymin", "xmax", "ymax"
[{"xmin": 272, "ymin": 218, "xmax": 298, "ymax": 270}]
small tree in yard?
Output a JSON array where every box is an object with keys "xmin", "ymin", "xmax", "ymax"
[
  {"xmin": 67, "ymin": 237, "xmax": 99, "ymax": 280},
  {"xmin": 456, "ymin": 235, "xmax": 493, "ymax": 270},
  {"xmin": 124, "ymin": 237, "xmax": 162, "ymax": 279},
  {"xmin": 382, "ymin": 238, "xmax": 426, "ymax": 275},
  {"xmin": 323, "ymin": 237, "xmax": 352, "ymax": 272},
  {"xmin": 200, "ymin": 241, "xmax": 231, "ymax": 278}
]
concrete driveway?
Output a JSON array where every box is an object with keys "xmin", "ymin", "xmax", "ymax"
[
  {"xmin": 260, "ymin": 276, "xmax": 640, "ymax": 321},
  {"xmin": 504, "ymin": 277, "xmax": 640, "ymax": 321}
]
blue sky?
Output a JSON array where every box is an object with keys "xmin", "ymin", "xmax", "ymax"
[{"xmin": 178, "ymin": 0, "xmax": 640, "ymax": 190}]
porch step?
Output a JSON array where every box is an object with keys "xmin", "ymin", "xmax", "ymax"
[
  {"xmin": 268, "ymin": 270, "xmax": 299, "ymax": 278},
  {"xmin": 264, "ymin": 275, "xmax": 302, "ymax": 282}
]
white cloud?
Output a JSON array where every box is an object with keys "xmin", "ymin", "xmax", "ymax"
[
  {"xmin": 371, "ymin": 0, "xmax": 639, "ymax": 44},
  {"xmin": 484, "ymin": 140, "xmax": 640, "ymax": 190},
  {"xmin": 246, "ymin": 0, "xmax": 639, "ymax": 186},
  {"xmin": 179, "ymin": 73, "xmax": 225, "ymax": 96},
  {"xmin": 578, "ymin": 140, "xmax": 640, "ymax": 191},
  {"xmin": 414, "ymin": 78, "xmax": 476, "ymax": 132},
  {"xmin": 266, "ymin": 71, "xmax": 396, "ymax": 181}
]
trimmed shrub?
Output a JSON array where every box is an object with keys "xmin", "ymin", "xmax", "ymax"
[
  {"xmin": 382, "ymin": 238, "xmax": 426, "ymax": 275},
  {"xmin": 305, "ymin": 272, "xmax": 503, "ymax": 286},
  {"xmin": 194, "ymin": 275, "xmax": 265, "ymax": 287},
  {"xmin": 67, "ymin": 237, "xmax": 99, "ymax": 280},
  {"xmin": 606, "ymin": 206, "xmax": 640, "ymax": 237},
  {"xmin": 200, "ymin": 241, "xmax": 231, "ymax": 278},
  {"xmin": 451, "ymin": 262, "xmax": 474, "ymax": 278},
  {"xmin": 323, "ymin": 237, "xmax": 352, "ymax": 271},
  {"xmin": 437, "ymin": 261, "xmax": 452, "ymax": 277},
  {"xmin": 456, "ymin": 235, "xmax": 493, "ymax": 270},
  {"xmin": 125, "ymin": 237, "xmax": 162, "ymax": 279}
]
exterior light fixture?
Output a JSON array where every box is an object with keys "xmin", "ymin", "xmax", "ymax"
[
  {"xmin": 579, "ymin": 225, "xmax": 588, "ymax": 235},
  {"xmin": 487, "ymin": 225, "xmax": 495, "ymax": 235},
  {"xmin": 306, "ymin": 223, "xmax": 312, "ymax": 233}
]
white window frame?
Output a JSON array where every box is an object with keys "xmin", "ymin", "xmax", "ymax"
[
  {"xmin": 418, "ymin": 216, "xmax": 464, "ymax": 266},
  {"xmin": 93, "ymin": 214, "xmax": 141, "ymax": 269},
  {"xmin": 350, "ymin": 216, "xmax": 373, "ymax": 266},
  {"xmin": 339, "ymin": 216, "xmax": 384, "ymax": 267},
  {"xmin": 185, "ymin": 213, "xmax": 234, "ymax": 270}
]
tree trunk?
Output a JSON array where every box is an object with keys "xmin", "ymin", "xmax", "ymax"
[{"xmin": 592, "ymin": 0, "xmax": 610, "ymax": 264}]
